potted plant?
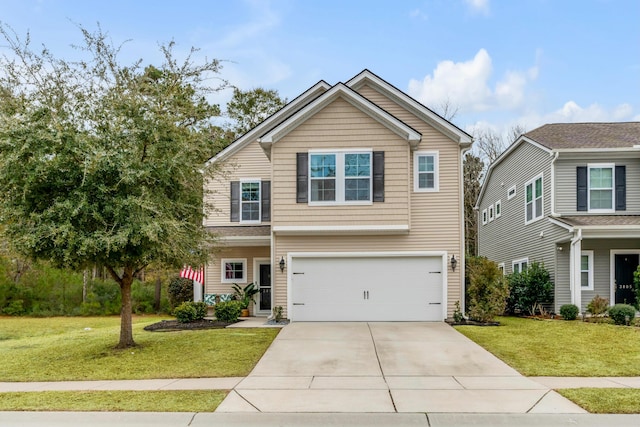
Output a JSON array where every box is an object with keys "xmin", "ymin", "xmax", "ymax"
[{"xmin": 232, "ymin": 283, "xmax": 259, "ymax": 317}]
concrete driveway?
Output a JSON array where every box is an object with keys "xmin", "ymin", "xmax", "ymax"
[{"xmin": 217, "ymin": 322, "xmax": 585, "ymax": 414}]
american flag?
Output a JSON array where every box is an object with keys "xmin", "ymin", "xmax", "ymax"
[{"xmin": 180, "ymin": 266, "xmax": 204, "ymax": 284}]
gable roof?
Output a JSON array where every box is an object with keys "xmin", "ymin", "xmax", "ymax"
[
  {"xmin": 206, "ymin": 80, "xmax": 331, "ymax": 165},
  {"xmin": 524, "ymin": 122, "xmax": 640, "ymax": 150},
  {"xmin": 258, "ymin": 82, "xmax": 422, "ymax": 156},
  {"xmin": 346, "ymin": 69, "xmax": 473, "ymax": 146}
]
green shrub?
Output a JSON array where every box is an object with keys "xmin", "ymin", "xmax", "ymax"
[
  {"xmin": 173, "ymin": 302, "xmax": 197, "ymax": 323},
  {"xmin": 215, "ymin": 300, "xmax": 242, "ymax": 323},
  {"xmin": 272, "ymin": 306, "xmax": 284, "ymax": 322},
  {"xmin": 587, "ymin": 295, "xmax": 609, "ymax": 317},
  {"xmin": 2, "ymin": 299, "xmax": 25, "ymax": 316},
  {"xmin": 192, "ymin": 301, "xmax": 208, "ymax": 320},
  {"xmin": 168, "ymin": 277, "xmax": 193, "ymax": 308},
  {"xmin": 560, "ymin": 304, "xmax": 579, "ymax": 320},
  {"xmin": 634, "ymin": 266, "xmax": 640, "ymax": 309},
  {"xmin": 506, "ymin": 262, "xmax": 553, "ymax": 315},
  {"xmin": 465, "ymin": 256, "xmax": 509, "ymax": 323},
  {"xmin": 607, "ymin": 304, "xmax": 637, "ymax": 325}
]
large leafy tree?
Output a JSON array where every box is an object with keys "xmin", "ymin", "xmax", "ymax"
[
  {"xmin": 0, "ymin": 25, "xmax": 225, "ymax": 348},
  {"xmin": 226, "ymin": 87, "xmax": 286, "ymax": 138}
]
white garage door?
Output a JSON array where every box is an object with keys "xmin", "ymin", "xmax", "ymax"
[{"xmin": 290, "ymin": 255, "xmax": 444, "ymax": 321}]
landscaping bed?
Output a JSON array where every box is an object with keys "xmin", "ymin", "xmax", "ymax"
[{"xmin": 143, "ymin": 319, "xmax": 234, "ymax": 331}]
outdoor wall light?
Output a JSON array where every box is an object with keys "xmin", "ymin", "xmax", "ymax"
[
  {"xmin": 279, "ymin": 256, "xmax": 285, "ymax": 272},
  {"xmin": 450, "ymin": 255, "xmax": 457, "ymax": 272}
]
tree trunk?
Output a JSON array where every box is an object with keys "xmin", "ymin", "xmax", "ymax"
[
  {"xmin": 116, "ymin": 267, "xmax": 136, "ymax": 349},
  {"xmin": 154, "ymin": 277, "xmax": 162, "ymax": 311},
  {"xmin": 82, "ymin": 269, "xmax": 88, "ymax": 303}
]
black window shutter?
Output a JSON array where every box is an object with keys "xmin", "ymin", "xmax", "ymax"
[
  {"xmin": 576, "ymin": 167, "xmax": 587, "ymax": 211},
  {"xmin": 261, "ymin": 181, "xmax": 271, "ymax": 221},
  {"xmin": 230, "ymin": 181, "xmax": 240, "ymax": 222},
  {"xmin": 616, "ymin": 165, "xmax": 626, "ymax": 211},
  {"xmin": 373, "ymin": 151, "xmax": 385, "ymax": 202},
  {"xmin": 296, "ymin": 153, "xmax": 308, "ymax": 203}
]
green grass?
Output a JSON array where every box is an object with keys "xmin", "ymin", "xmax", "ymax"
[
  {"xmin": 558, "ymin": 389, "xmax": 640, "ymax": 414},
  {"xmin": 0, "ymin": 316, "xmax": 279, "ymax": 381},
  {"xmin": 0, "ymin": 390, "xmax": 227, "ymax": 412},
  {"xmin": 455, "ymin": 316, "xmax": 640, "ymax": 376}
]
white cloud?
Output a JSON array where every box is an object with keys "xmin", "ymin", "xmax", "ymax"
[
  {"xmin": 465, "ymin": 0, "xmax": 490, "ymax": 15},
  {"xmin": 408, "ymin": 49, "xmax": 538, "ymax": 114}
]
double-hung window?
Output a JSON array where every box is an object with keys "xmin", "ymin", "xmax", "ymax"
[
  {"xmin": 309, "ymin": 151, "xmax": 371, "ymax": 204},
  {"xmin": 525, "ymin": 174, "xmax": 543, "ymax": 224},
  {"xmin": 241, "ymin": 181, "xmax": 261, "ymax": 222},
  {"xmin": 512, "ymin": 258, "xmax": 528, "ymax": 274},
  {"xmin": 588, "ymin": 164, "xmax": 614, "ymax": 212},
  {"xmin": 581, "ymin": 250, "xmax": 594, "ymax": 290},
  {"xmin": 414, "ymin": 151, "xmax": 439, "ymax": 192}
]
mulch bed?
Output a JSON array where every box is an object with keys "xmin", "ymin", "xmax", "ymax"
[{"xmin": 143, "ymin": 319, "xmax": 236, "ymax": 332}]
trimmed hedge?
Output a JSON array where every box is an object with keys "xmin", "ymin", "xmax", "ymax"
[
  {"xmin": 608, "ymin": 304, "xmax": 637, "ymax": 325},
  {"xmin": 215, "ymin": 300, "xmax": 242, "ymax": 323},
  {"xmin": 560, "ymin": 304, "xmax": 579, "ymax": 320}
]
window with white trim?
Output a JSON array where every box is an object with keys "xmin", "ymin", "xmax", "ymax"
[
  {"xmin": 495, "ymin": 200, "xmax": 502, "ymax": 218},
  {"xmin": 588, "ymin": 164, "xmax": 614, "ymax": 212},
  {"xmin": 488, "ymin": 204, "xmax": 494, "ymax": 222},
  {"xmin": 221, "ymin": 259, "xmax": 247, "ymax": 283},
  {"xmin": 525, "ymin": 174, "xmax": 543, "ymax": 224},
  {"xmin": 241, "ymin": 181, "xmax": 261, "ymax": 223},
  {"xmin": 414, "ymin": 151, "xmax": 439, "ymax": 192},
  {"xmin": 309, "ymin": 151, "xmax": 371, "ymax": 204},
  {"xmin": 512, "ymin": 257, "xmax": 528, "ymax": 274},
  {"xmin": 498, "ymin": 263, "xmax": 505, "ymax": 275},
  {"xmin": 507, "ymin": 185, "xmax": 516, "ymax": 200},
  {"xmin": 581, "ymin": 250, "xmax": 594, "ymax": 290},
  {"xmin": 482, "ymin": 209, "xmax": 487, "ymax": 225}
]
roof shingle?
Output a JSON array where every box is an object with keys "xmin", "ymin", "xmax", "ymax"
[{"xmin": 524, "ymin": 122, "xmax": 640, "ymax": 149}]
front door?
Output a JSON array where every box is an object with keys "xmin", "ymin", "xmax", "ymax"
[
  {"xmin": 614, "ymin": 254, "xmax": 638, "ymax": 305},
  {"xmin": 258, "ymin": 263, "xmax": 272, "ymax": 312}
]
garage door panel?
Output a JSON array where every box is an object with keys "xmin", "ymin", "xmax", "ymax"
[{"xmin": 291, "ymin": 255, "xmax": 443, "ymax": 322}]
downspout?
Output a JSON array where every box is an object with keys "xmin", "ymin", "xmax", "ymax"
[{"xmin": 550, "ymin": 151, "xmax": 559, "ymax": 217}]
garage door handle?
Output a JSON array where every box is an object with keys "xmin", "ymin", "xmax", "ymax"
[
  {"xmin": 429, "ymin": 302, "xmax": 441, "ymax": 305},
  {"xmin": 293, "ymin": 303, "xmax": 305, "ymax": 306},
  {"xmin": 293, "ymin": 272, "xmax": 305, "ymax": 275},
  {"xmin": 429, "ymin": 271, "xmax": 442, "ymax": 274}
]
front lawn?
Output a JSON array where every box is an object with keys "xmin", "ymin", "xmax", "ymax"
[
  {"xmin": 455, "ymin": 316, "xmax": 640, "ymax": 376},
  {"xmin": 558, "ymin": 389, "xmax": 640, "ymax": 414},
  {"xmin": 0, "ymin": 390, "xmax": 227, "ymax": 412},
  {"xmin": 0, "ymin": 316, "xmax": 279, "ymax": 381}
]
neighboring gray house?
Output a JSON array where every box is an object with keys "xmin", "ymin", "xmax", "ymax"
[{"xmin": 477, "ymin": 122, "xmax": 640, "ymax": 312}]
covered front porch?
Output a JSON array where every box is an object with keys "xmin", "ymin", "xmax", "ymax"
[{"xmin": 552, "ymin": 216, "xmax": 640, "ymax": 312}]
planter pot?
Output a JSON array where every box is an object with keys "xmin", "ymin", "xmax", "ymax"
[{"xmin": 241, "ymin": 308, "xmax": 250, "ymax": 317}]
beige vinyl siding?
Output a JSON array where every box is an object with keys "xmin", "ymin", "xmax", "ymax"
[
  {"xmin": 271, "ymin": 97, "xmax": 410, "ymax": 227},
  {"xmin": 555, "ymin": 156, "xmax": 640, "ymax": 215},
  {"xmin": 204, "ymin": 141, "xmax": 271, "ymax": 227},
  {"xmin": 477, "ymin": 141, "xmax": 570, "ymax": 286},
  {"xmin": 205, "ymin": 246, "xmax": 270, "ymax": 310}
]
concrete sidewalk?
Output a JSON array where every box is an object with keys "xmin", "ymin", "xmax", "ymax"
[{"xmin": 2, "ymin": 412, "xmax": 640, "ymax": 427}]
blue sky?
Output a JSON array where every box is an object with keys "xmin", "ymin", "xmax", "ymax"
[{"xmin": 1, "ymin": 0, "xmax": 639, "ymax": 138}]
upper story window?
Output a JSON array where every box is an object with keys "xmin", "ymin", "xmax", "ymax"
[
  {"xmin": 488, "ymin": 204, "xmax": 494, "ymax": 222},
  {"xmin": 482, "ymin": 209, "xmax": 488, "ymax": 225},
  {"xmin": 309, "ymin": 151, "xmax": 372, "ymax": 204},
  {"xmin": 414, "ymin": 151, "xmax": 439, "ymax": 192},
  {"xmin": 588, "ymin": 164, "xmax": 614, "ymax": 212},
  {"xmin": 525, "ymin": 174, "xmax": 543, "ymax": 224},
  {"xmin": 230, "ymin": 180, "xmax": 270, "ymax": 223},
  {"xmin": 241, "ymin": 181, "xmax": 261, "ymax": 223},
  {"xmin": 495, "ymin": 200, "xmax": 502, "ymax": 218},
  {"xmin": 507, "ymin": 185, "xmax": 516, "ymax": 200},
  {"xmin": 577, "ymin": 164, "xmax": 625, "ymax": 212}
]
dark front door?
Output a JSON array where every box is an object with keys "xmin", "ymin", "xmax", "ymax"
[
  {"xmin": 614, "ymin": 254, "xmax": 638, "ymax": 305},
  {"xmin": 258, "ymin": 263, "xmax": 272, "ymax": 312}
]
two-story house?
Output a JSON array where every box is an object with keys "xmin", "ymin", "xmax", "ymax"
[
  {"xmin": 203, "ymin": 70, "xmax": 472, "ymax": 321},
  {"xmin": 477, "ymin": 122, "xmax": 640, "ymax": 313}
]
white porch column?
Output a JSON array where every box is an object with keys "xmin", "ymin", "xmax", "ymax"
[{"xmin": 570, "ymin": 229, "xmax": 583, "ymax": 309}]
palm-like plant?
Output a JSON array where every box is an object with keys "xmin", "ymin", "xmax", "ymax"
[{"xmin": 232, "ymin": 283, "xmax": 259, "ymax": 309}]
